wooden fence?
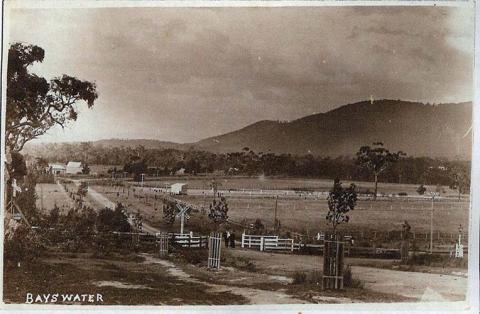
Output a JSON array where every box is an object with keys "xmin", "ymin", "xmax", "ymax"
[
  {"xmin": 170, "ymin": 233, "xmax": 208, "ymax": 248},
  {"xmin": 241, "ymin": 233, "xmax": 297, "ymax": 252},
  {"xmin": 113, "ymin": 231, "xmax": 208, "ymax": 248}
]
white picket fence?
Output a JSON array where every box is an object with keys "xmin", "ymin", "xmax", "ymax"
[
  {"xmin": 241, "ymin": 233, "xmax": 297, "ymax": 252},
  {"xmin": 155, "ymin": 232, "xmax": 208, "ymax": 248}
]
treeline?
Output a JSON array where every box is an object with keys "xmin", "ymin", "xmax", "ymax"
[{"xmin": 27, "ymin": 142, "xmax": 470, "ymax": 185}]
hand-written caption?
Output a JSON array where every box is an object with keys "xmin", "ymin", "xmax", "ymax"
[{"xmin": 25, "ymin": 293, "xmax": 104, "ymax": 304}]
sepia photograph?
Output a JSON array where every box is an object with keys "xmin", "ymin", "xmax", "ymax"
[{"xmin": 1, "ymin": 0, "xmax": 477, "ymax": 312}]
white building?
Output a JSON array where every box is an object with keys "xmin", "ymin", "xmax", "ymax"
[
  {"xmin": 170, "ymin": 183, "xmax": 188, "ymax": 195},
  {"xmin": 48, "ymin": 163, "xmax": 66, "ymax": 175},
  {"xmin": 66, "ymin": 161, "xmax": 83, "ymax": 174},
  {"xmin": 175, "ymin": 168, "xmax": 186, "ymax": 175}
]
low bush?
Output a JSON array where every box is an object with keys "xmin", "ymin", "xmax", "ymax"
[
  {"xmin": 293, "ymin": 271, "xmax": 307, "ymax": 284},
  {"xmin": 409, "ymin": 253, "xmax": 467, "ymax": 268},
  {"xmin": 174, "ymin": 248, "xmax": 208, "ymax": 265},
  {"xmin": 343, "ymin": 265, "xmax": 364, "ymax": 288},
  {"xmin": 4, "ymin": 225, "xmax": 44, "ymax": 265}
]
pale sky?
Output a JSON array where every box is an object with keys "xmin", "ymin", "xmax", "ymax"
[{"xmin": 7, "ymin": 5, "xmax": 474, "ymax": 143}]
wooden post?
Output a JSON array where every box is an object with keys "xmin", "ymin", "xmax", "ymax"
[{"xmin": 180, "ymin": 213, "xmax": 185, "ymax": 234}]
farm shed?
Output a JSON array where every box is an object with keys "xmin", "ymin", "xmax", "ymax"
[
  {"xmin": 48, "ymin": 163, "xmax": 66, "ymax": 175},
  {"xmin": 170, "ymin": 183, "xmax": 188, "ymax": 195},
  {"xmin": 66, "ymin": 161, "xmax": 83, "ymax": 174}
]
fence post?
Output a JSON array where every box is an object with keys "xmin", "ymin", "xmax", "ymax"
[
  {"xmin": 291, "ymin": 239, "xmax": 294, "ymax": 252},
  {"xmin": 241, "ymin": 233, "xmax": 245, "ymax": 248},
  {"xmin": 260, "ymin": 236, "xmax": 264, "ymax": 252}
]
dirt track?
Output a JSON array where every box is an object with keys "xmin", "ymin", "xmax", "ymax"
[{"xmin": 226, "ymin": 249, "xmax": 467, "ymax": 301}]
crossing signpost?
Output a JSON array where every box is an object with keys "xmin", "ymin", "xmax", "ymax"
[{"xmin": 175, "ymin": 203, "xmax": 191, "ymax": 234}]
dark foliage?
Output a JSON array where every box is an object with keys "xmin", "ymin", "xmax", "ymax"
[
  {"xmin": 29, "ymin": 143, "xmax": 471, "ymax": 189},
  {"xmin": 208, "ymin": 197, "xmax": 229, "ymax": 224},
  {"xmin": 326, "ymin": 179, "xmax": 357, "ymax": 233},
  {"xmin": 6, "ymin": 43, "xmax": 97, "ymax": 153},
  {"xmin": 96, "ymin": 203, "xmax": 131, "ymax": 233}
]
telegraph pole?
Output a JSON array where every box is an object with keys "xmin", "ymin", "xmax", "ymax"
[
  {"xmin": 429, "ymin": 192, "xmax": 439, "ymax": 255},
  {"xmin": 274, "ymin": 195, "xmax": 278, "ymax": 232}
]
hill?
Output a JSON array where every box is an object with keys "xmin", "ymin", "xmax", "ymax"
[
  {"xmin": 191, "ymin": 100, "xmax": 472, "ymax": 159},
  {"xmin": 25, "ymin": 99, "xmax": 472, "ymax": 159}
]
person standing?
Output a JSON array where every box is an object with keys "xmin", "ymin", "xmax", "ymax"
[
  {"xmin": 226, "ymin": 230, "xmax": 231, "ymax": 248},
  {"xmin": 230, "ymin": 232, "xmax": 236, "ymax": 248},
  {"xmin": 223, "ymin": 231, "xmax": 228, "ymax": 247}
]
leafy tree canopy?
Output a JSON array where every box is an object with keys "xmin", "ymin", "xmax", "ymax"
[
  {"xmin": 6, "ymin": 43, "xmax": 98, "ymax": 152},
  {"xmin": 326, "ymin": 179, "xmax": 357, "ymax": 234}
]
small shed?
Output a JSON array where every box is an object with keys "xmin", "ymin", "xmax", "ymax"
[
  {"xmin": 170, "ymin": 183, "xmax": 188, "ymax": 195},
  {"xmin": 66, "ymin": 161, "xmax": 83, "ymax": 174}
]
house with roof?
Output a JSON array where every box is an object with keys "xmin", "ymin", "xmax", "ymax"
[
  {"xmin": 48, "ymin": 163, "xmax": 66, "ymax": 175},
  {"xmin": 66, "ymin": 161, "xmax": 83, "ymax": 174}
]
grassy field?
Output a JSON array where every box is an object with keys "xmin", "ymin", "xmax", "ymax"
[
  {"xmin": 140, "ymin": 176, "xmax": 466, "ymax": 198},
  {"xmin": 35, "ymin": 183, "xmax": 74, "ymax": 214},
  {"xmin": 90, "ymin": 182, "xmax": 469, "ymax": 237}
]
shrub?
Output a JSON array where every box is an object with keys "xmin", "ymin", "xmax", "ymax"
[
  {"xmin": 293, "ymin": 271, "xmax": 307, "ymax": 284},
  {"xmin": 308, "ymin": 270, "xmax": 323, "ymax": 285},
  {"xmin": 4, "ymin": 225, "xmax": 44, "ymax": 265},
  {"xmin": 175, "ymin": 248, "xmax": 208, "ymax": 265},
  {"xmin": 343, "ymin": 265, "xmax": 364, "ymax": 288},
  {"xmin": 96, "ymin": 203, "xmax": 131, "ymax": 233},
  {"xmin": 398, "ymin": 192, "xmax": 408, "ymax": 196}
]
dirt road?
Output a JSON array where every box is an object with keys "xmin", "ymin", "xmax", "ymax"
[
  {"xmin": 141, "ymin": 253, "xmax": 307, "ymax": 304},
  {"xmin": 226, "ymin": 249, "xmax": 467, "ymax": 301}
]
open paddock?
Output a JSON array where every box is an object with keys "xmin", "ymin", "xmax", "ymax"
[
  {"xmin": 89, "ymin": 183, "xmax": 469, "ymax": 239},
  {"xmin": 139, "ymin": 176, "xmax": 467, "ymax": 199},
  {"xmin": 35, "ymin": 183, "xmax": 74, "ymax": 214}
]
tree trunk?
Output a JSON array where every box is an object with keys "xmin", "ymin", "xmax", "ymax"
[{"xmin": 374, "ymin": 173, "xmax": 378, "ymax": 201}]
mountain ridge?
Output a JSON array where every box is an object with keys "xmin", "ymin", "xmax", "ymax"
[{"xmin": 25, "ymin": 99, "xmax": 472, "ymax": 159}]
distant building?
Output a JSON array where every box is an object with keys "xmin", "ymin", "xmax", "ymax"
[
  {"xmin": 175, "ymin": 168, "xmax": 186, "ymax": 175},
  {"xmin": 66, "ymin": 161, "xmax": 83, "ymax": 174},
  {"xmin": 170, "ymin": 183, "xmax": 188, "ymax": 195},
  {"xmin": 48, "ymin": 163, "xmax": 66, "ymax": 175}
]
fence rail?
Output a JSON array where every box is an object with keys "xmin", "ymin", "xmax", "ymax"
[
  {"xmin": 112, "ymin": 231, "xmax": 208, "ymax": 248},
  {"xmin": 241, "ymin": 233, "xmax": 297, "ymax": 252}
]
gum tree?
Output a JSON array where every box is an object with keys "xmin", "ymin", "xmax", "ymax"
[
  {"xmin": 356, "ymin": 142, "xmax": 404, "ymax": 200},
  {"xmin": 6, "ymin": 43, "xmax": 98, "ymax": 154}
]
